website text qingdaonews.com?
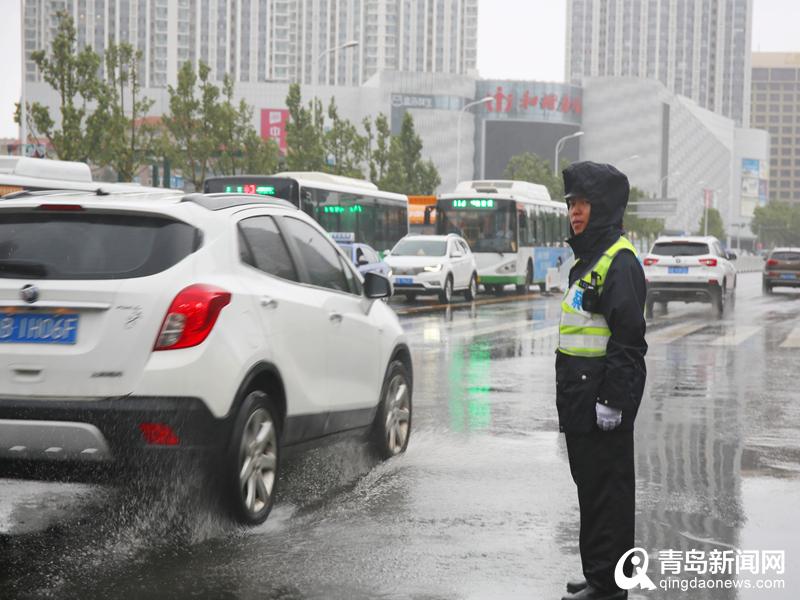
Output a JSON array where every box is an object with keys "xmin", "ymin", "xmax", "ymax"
[{"xmin": 659, "ymin": 577, "xmax": 786, "ymax": 592}]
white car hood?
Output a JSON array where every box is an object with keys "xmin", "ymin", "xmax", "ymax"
[{"xmin": 385, "ymin": 256, "xmax": 447, "ymax": 268}]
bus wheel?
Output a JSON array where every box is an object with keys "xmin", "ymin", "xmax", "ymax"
[{"xmin": 515, "ymin": 262, "xmax": 533, "ymax": 294}]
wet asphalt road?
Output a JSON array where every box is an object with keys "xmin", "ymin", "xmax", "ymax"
[{"xmin": 1, "ymin": 271, "xmax": 799, "ymax": 599}]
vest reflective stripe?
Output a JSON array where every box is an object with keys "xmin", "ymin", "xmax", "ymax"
[{"xmin": 558, "ymin": 236, "xmax": 638, "ymax": 357}]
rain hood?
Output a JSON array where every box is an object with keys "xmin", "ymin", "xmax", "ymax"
[{"xmin": 562, "ymin": 161, "xmax": 630, "ymax": 261}]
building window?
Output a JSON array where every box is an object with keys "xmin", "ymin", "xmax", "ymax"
[
  {"xmin": 752, "ymin": 68, "xmax": 769, "ymax": 81},
  {"xmin": 771, "ymin": 68, "xmax": 797, "ymax": 81}
]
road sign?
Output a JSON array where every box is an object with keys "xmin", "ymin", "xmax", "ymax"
[{"xmin": 629, "ymin": 198, "xmax": 678, "ymax": 218}]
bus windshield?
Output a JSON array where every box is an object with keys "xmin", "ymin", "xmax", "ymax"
[{"xmin": 436, "ymin": 198, "xmax": 516, "ymax": 253}]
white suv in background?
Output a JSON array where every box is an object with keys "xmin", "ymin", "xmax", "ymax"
[
  {"xmin": 384, "ymin": 234, "xmax": 478, "ymax": 303},
  {"xmin": 0, "ymin": 191, "xmax": 413, "ymax": 525},
  {"xmin": 642, "ymin": 235, "xmax": 737, "ymax": 317}
]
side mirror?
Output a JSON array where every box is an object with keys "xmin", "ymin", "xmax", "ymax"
[
  {"xmin": 364, "ymin": 271, "xmax": 392, "ymax": 299},
  {"xmin": 357, "ymin": 255, "xmax": 370, "ymax": 266},
  {"xmin": 383, "ymin": 249, "xmax": 391, "ymax": 257}
]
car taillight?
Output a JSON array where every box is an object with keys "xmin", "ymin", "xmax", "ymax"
[
  {"xmin": 699, "ymin": 258, "xmax": 718, "ymax": 267},
  {"xmin": 139, "ymin": 423, "xmax": 180, "ymax": 446},
  {"xmin": 766, "ymin": 259, "xmax": 779, "ymax": 267},
  {"xmin": 36, "ymin": 204, "xmax": 85, "ymax": 211},
  {"xmin": 154, "ymin": 284, "xmax": 231, "ymax": 350},
  {"xmin": 643, "ymin": 257, "xmax": 659, "ymax": 266}
]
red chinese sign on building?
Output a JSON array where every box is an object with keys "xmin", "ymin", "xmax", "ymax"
[
  {"xmin": 477, "ymin": 82, "xmax": 583, "ymax": 125},
  {"xmin": 260, "ymin": 109, "xmax": 290, "ymax": 154},
  {"xmin": 484, "ymin": 86, "xmax": 582, "ymax": 115}
]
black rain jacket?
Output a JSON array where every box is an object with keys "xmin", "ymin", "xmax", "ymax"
[{"xmin": 555, "ymin": 161, "xmax": 648, "ymax": 433}]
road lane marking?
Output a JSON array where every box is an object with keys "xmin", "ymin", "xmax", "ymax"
[
  {"xmin": 647, "ymin": 322, "xmax": 709, "ymax": 344},
  {"xmin": 780, "ymin": 327, "xmax": 800, "ymax": 348},
  {"xmin": 709, "ymin": 326, "xmax": 760, "ymax": 346}
]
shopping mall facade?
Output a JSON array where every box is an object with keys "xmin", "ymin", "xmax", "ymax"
[{"xmin": 26, "ymin": 70, "xmax": 768, "ymax": 242}]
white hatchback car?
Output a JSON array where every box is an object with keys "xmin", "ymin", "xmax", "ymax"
[
  {"xmin": 0, "ymin": 191, "xmax": 412, "ymax": 525},
  {"xmin": 385, "ymin": 234, "xmax": 478, "ymax": 303},
  {"xmin": 642, "ymin": 235, "xmax": 737, "ymax": 317}
]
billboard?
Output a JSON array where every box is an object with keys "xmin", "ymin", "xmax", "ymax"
[
  {"xmin": 740, "ymin": 158, "xmax": 768, "ymax": 218},
  {"xmin": 260, "ymin": 109, "xmax": 289, "ymax": 154},
  {"xmin": 389, "ymin": 93, "xmax": 463, "ymax": 133}
]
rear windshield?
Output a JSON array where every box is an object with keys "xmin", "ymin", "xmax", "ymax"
[
  {"xmin": 391, "ymin": 239, "xmax": 447, "ymax": 257},
  {"xmin": 651, "ymin": 242, "xmax": 709, "ymax": 257},
  {"xmin": 0, "ymin": 212, "xmax": 199, "ymax": 280},
  {"xmin": 770, "ymin": 251, "xmax": 800, "ymax": 261}
]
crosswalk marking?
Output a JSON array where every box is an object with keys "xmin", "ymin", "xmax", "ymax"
[
  {"xmin": 710, "ymin": 326, "xmax": 761, "ymax": 346},
  {"xmin": 647, "ymin": 322, "xmax": 709, "ymax": 344},
  {"xmin": 780, "ymin": 327, "xmax": 800, "ymax": 348}
]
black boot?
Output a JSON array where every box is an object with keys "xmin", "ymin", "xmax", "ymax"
[
  {"xmin": 565, "ymin": 579, "xmax": 588, "ymax": 594},
  {"xmin": 560, "ymin": 585, "xmax": 627, "ymax": 600}
]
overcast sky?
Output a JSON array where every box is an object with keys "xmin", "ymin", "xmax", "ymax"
[{"xmin": 1, "ymin": 0, "xmax": 800, "ymax": 139}]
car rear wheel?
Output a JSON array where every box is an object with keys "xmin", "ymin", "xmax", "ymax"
[
  {"xmin": 224, "ymin": 390, "xmax": 280, "ymax": 525},
  {"xmin": 712, "ymin": 286, "xmax": 725, "ymax": 318},
  {"xmin": 439, "ymin": 275, "xmax": 453, "ymax": 304},
  {"xmin": 371, "ymin": 360, "xmax": 412, "ymax": 459},
  {"xmin": 404, "ymin": 292, "xmax": 417, "ymax": 302},
  {"xmin": 464, "ymin": 273, "xmax": 478, "ymax": 301},
  {"xmin": 763, "ymin": 281, "xmax": 773, "ymax": 295}
]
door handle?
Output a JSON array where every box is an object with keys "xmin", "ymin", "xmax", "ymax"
[
  {"xmin": 329, "ymin": 312, "xmax": 343, "ymax": 324},
  {"xmin": 260, "ymin": 296, "xmax": 278, "ymax": 309}
]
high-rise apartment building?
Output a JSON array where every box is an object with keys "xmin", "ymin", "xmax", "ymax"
[
  {"xmin": 566, "ymin": 0, "xmax": 753, "ymax": 126},
  {"xmin": 23, "ymin": 0, "xmax": 478, "ymax": 88},
  {"xmin": 751, "ymin": 53, "xmax": 800, "ymax": 204}
]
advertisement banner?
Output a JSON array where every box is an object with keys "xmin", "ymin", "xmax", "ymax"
[
  {"xmin": 741, "ymin": 158, "xmax": 760, "ymax": 177},
  {"xmin": 741, "ymin": 177, "xmax": 759, "ymax": 197},
  {"xmin": 260, "ymin": 109, "xmax": 289, "ymax": 154}
]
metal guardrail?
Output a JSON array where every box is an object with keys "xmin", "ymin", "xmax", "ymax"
[{"xmin": 735, "ymin": 256, "xmax": 764, "ymax": 273}]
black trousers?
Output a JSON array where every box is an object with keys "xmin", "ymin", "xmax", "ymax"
[{"xmin": 565, "ymin": 429, "xmax": 635, "ymax": 594}]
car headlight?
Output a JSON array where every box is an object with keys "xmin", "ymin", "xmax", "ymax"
[{"xmin": 423, "ymin": 264, "xmax": 443, "ymax": 273}]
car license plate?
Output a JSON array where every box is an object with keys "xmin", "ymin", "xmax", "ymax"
[
  {"xmin": 668, "ymin": 266, "xmax": 689, "ymax": 274},
  {"xmin": 395, "ymin": 277, "xmax": 413, "ymax": 286},
  {"xmin": 780, "ymin": 273, "xmax": 796, "ymax": 280},
  {"xmin": 0, "ymin": 312, "xmax": 79, "ymax": 345}
]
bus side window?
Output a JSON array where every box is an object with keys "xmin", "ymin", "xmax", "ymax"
[
  {"xmin": 532, "ymin": 206, "xmax": 541, "ymax": 245},
  {"xmin": 518, "ymin": 209, "xmax": 528, "ymax": 246},
  {"xmin": 300, "ymin": 188, "xmax": 315, "ymax": 216}
]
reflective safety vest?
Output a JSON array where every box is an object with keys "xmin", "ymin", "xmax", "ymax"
[{"xmin": 558, "ymin": 236, "xmax": 638, "ymax": 357}]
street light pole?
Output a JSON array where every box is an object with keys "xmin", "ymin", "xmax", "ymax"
[
  {"xmin": 456, "ymin": 96, "xmax": 493, "ymax": 185},
  {"xmin": 658, "ymin": 170, "xmax": 679, "ymax": 199},
  {"xmin": 317, "ymin": 40, "xmax": 359, "ymax": 85},
  {"xmin": 314, "ymin": 40, "xmax": 359, "ymax": 124},
  {"xmin": 554, "ymin": 131, "xmax": 584, "ymax": 177},
  {"xmin": 19, "ymin": 0, "xmax": 26, "ymax": 156}
]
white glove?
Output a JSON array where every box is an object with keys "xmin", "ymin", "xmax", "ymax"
[{"xmin": 596, "ymin": 402, "xmax": 622, "ymax": 431}]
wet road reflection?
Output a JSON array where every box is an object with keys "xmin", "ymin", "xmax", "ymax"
[{"xmin": 1, "ymin": 274, "xmax": 799, "ymax": 599}]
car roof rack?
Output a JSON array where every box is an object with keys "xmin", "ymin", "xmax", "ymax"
[{"xmin": 180, "ymin": 193, "xmax": 298, "ymax": 211}]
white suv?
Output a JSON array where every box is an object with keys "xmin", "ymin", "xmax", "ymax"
[
  {"xmin": 642, "ymin": 235, "xmax": 737, "ymax": 317},
  {"xmin": 0, "ymin": 191, "xmax": 412, "ymax": 525},
  {"xmin": 385, "ymin": 234, "xmax": 478, "ymax": 303}
]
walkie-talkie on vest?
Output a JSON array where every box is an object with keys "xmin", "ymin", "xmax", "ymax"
[{"xmin": 581, "ymin": 271, "xmax": 601, "ymax": 312}]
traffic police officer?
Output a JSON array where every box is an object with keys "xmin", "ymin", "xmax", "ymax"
[{"xmin": 556, "ymin": 162, "xmax": 647, "ymax": 600}]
